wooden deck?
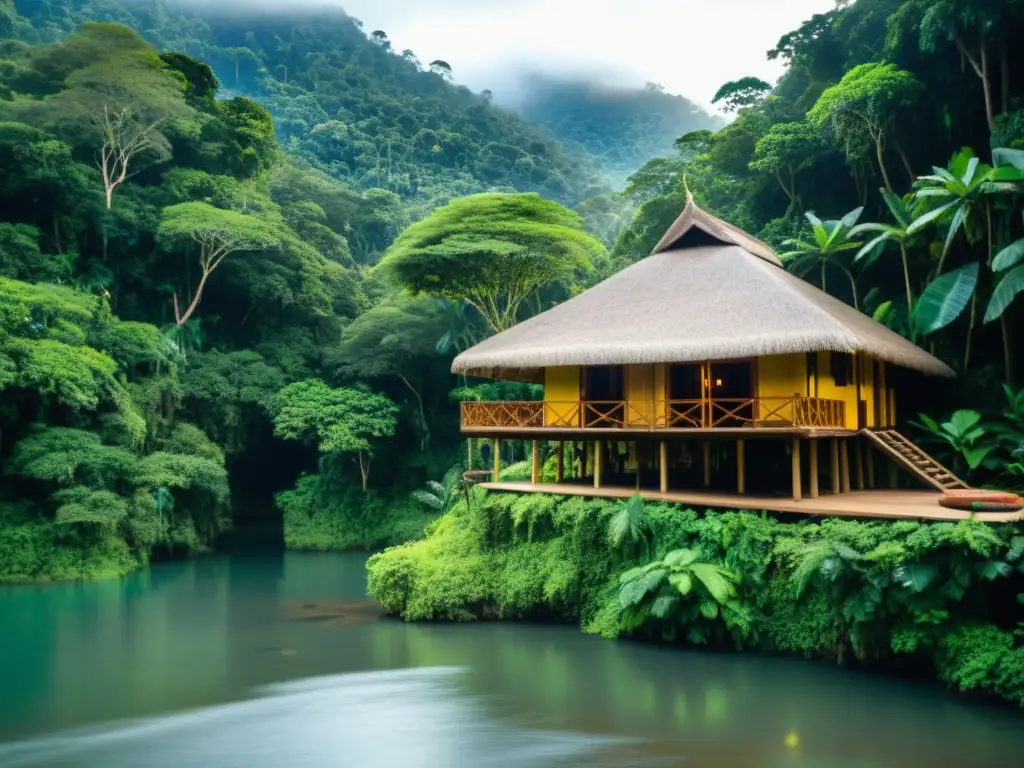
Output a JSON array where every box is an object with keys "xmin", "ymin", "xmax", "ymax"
[{"xmin": 481, "ymin": 482, "xmax": 1024, "ymax": 522}]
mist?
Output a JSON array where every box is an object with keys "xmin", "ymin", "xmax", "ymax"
[{"xmin": 161, "ymin": 0, "xmax": 835, "ymax": 113}]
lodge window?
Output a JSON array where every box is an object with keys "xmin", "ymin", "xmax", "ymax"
[{"xmin": 831, "ymin": 352, "xmax": 851, "ymax": 387}]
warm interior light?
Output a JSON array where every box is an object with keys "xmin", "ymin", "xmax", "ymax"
[{"xmin": 715, "ymin": 378, "xmax": 723, "ymax": 387}]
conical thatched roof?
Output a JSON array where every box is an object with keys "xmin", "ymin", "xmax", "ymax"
[{"xmin": 451, "ymin": 199, "xmax": 953, "ymax": 381}]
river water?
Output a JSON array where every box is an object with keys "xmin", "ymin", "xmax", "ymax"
[{"xmin": 1, "ymin": 552, "xmax": 1023, "ymax": 767}]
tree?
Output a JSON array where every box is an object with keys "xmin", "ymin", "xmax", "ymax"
[
  {"xmin": 269, "ymin": 379, "xmax": 398, "ymax": 491},
  {"xmin": 330, "ymin": 296, "xmax": 445, "ymax": 445},
  {"xmin": 749, "ymin": 121, "xmax": 822, "ymax": 211},
  {"xmin": 428, "ymin": 60, "xmax": 452, "ymax": 79},
  {"xmin": 712, "ymin": 77, "xmax": 772, "ymax": 112},
  {"xmin": 50, "ymin": 36, "xmax": 191, "ymax": 209},
  {"xmin": 156, "ymin": 203, "xmax": 281, "ymax": 326},
  {"xmin": 808, "ymin": 63, "xmax": 922, "ymax": 193},
  {"xmin": 378, "ymin": 193, "xmax": 605, "ymax": 332},
  {"xmin": 370, "ymin": 30, "xmax": 390, "ymax": 48},
  {"xmin": 850, "ymin": 188, "xmax": 926, "ymax": 312},
  {"xmin": 781, "ymin": 208, "xmax": 865, "ymax": 309}
]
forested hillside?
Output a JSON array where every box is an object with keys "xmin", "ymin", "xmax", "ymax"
[
  {"xmin": 516, "ymin": 76, "xmax": 724, "ymax": 187},
  {"xmin": 10, "ymin": 0, "xmax": 612, "ymax": 239}
]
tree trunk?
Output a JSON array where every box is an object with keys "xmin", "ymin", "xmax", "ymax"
[
  {"xmin": 1000, "ymin": 41, "xmax": 1009, "ymax": 116},
  {"xmin": 358, "ymin": 452, "xmax": 369, "ymax": 492},
  {"xmin": 842, "ymin": 267, "xmax": 859, "ymax": 311},
  {"xmin": 963, "ymin": 291, "xmax": 977, "ymax": 373},
  {"xmin": 894, "ymin": 140, "xmax": 913, "ymax": 183},
  {"xmin": 957, "ymin": 36, "xmax": 995, "ymax": 133},
  {"xmin": 397, "ymin": 374, "xmax": 430, "ymax": 447},
  {"xmin": 820, "ymin": 261, "xmax": 827, "ymax": 293},
  {"xmin": 899, "ymin": 241, "xmax": 913, "ymax": 312},
  {"xmin": 175, "ymin": 266, "xmax": 213, "ymax": 326},
  {"xmin": 873, "ymin": 134, "xmax": 895, "ymax": 194}
]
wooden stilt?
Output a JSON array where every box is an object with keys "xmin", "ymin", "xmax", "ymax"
[
  {"xmin": 840, "ymin": 440, "xmax": 851, "ymax": 494},
  {"xmin": 659, "ymin": 440, "xmax": 669, "ymax": 494},
  {"xmin": 830, "ymin": 438, "xmax": 840, "ymax": 495},
  {"xmin": 855, "ymin": 441, "xmax": 865, "ymax": 490},
  {"xmin": 703, "ymin": 442, "xmax": 711, "ymax": 488},
  {"xmin": 809, "ymin": 439, "xmax": 819, "ymax": 499},
  {"xmin": 737, "ymin": 439, "xmax": 745, "ymax": 495},
  {"xmin": 556, "ymin": 441, "xmax": 565, "ymax": 482},
  {"xmin": 888, "ymin": 460, "xmax": 899, "ymax": 489},
  {"xmin": 594, "ymin": 441, "xmax": 603, "ymax": 489},
  {"xmin": 791, "ymin": 438, "xmax": 802, "ymax": 502},
  {"xmin": 531, "ymin": 440, "xmax": 541, "ymax": 484},
  {"xmin": 492, "ymin": 437, "xmax": 500, "ymax": 483},
  {"xmin": 584, "ymin": 442, "xmax": 592, "ymax": 477},
  {"xmin": 866, "ymin": 445, "xmax": 876, "ymax": 488},
  {"xmin": 467, "ymin": 438, "xmax": 473, "ymax": 470}
]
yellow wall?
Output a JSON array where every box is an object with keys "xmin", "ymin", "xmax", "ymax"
[
  {"xmin": 625, "ymin": 364, "xmax": 668, "ymax": 427},
  {"xmin": 544, "ymin": 366, "xmax": 580, "ymax": 426},
  {"xmin": 756, "ymin": 354, "xmax": 806, "ymax": 423}
]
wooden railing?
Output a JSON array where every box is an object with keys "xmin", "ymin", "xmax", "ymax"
[{"xmin": 461, "ymin": 396, "xmax": 847, "ymax": 430}]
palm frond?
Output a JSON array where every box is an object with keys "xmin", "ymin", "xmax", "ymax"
[{"xmin": 688, "ymin": 563, "xmax": 738, "ymax": 604}]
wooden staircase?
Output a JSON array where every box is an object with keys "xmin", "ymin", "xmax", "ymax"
[{"xmin": 862, "ymin": 430, "xmax": 969, "ymax": 491}]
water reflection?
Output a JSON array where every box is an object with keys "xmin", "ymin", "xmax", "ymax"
[
  {"xmin": 0, "ymin": 668, "xmax": 638, "ymax": 767},
  {"xmin": 2, "ymin": 552, "xmax": 1024, "ymax": 767}
]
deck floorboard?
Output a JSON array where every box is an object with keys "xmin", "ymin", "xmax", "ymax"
[{"xmin": 479, "ymin": 482, "xmax": 1024, "ymax": 522}]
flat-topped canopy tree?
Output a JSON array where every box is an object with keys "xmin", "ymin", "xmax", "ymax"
[
  {"xmin": 157, "ymin": 202, "xmax": 281, "ymax": 326},
  {"xmin": 378, "ymin": 192, "xmax": 606, "ymax": 332}
]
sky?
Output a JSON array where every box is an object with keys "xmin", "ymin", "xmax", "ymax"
[{"xmin": 335, "ymin": 0, "xmax": 837, "ymax": 113}]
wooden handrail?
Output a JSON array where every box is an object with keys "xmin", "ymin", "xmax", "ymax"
[{"xmin": 460, "ymin": 396, "xmax": 848, "ymax": 430}]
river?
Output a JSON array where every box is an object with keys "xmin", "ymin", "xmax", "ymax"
[{"xmin": 1, "ymin": 552, "xmax": 1022, "ymax": 767}]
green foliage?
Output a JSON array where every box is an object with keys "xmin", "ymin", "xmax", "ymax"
[
  {"xmin": 368, "ymin": 492, "xmax": 1024, "ymax": 707},
  {"xmin": 913, "ymin": 262, "xmax": 979, "ymax": 335},
  {"xmin": 379, "ymin": 193, "xmax": 606, "ymax": 331},
  {"xmin": 411, "ymin": 466, "xmax": 463, "ymax": 517},
  {"xmin": 606, "ymin": 493, "xmax": 653, "ymax": 563}
]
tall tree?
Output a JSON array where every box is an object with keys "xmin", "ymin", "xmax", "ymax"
[
  {"xmin": 378, "ymin": 193, "xmax": 606, "ymax": 332},
  {"xmin": 157, "ymin": 203, "xmax": 280, "ymax": 326},
  {"xmin": 808, "ymin": 63, "xmax": 922, "ymax": 193}
]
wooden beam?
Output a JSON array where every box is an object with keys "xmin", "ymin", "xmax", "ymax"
[
  {"xmin": 866, "ymin": 445, "xmax": 876, "ymax": 488},
  {"xmin": 531, "ymin": 440, "xmax": 541, "ymax": 484},
  {"xmin": 809, "ymin": 439, "xmax": 819, "ymax": 499},
  {"xmin": 594, "ymin": 440, "xmax": 603, "ymax": 489},
  {"xmin": 659, "ymin": 440, "xmax": 669, "ymax": 494},
  {"xmin": 791, "ymin": 437, "xmax": 802, "ymax": 502},
  {"xmin": 737, "ymin": 439, "xmax": 745, "ymax": 495},
  {"xmin": 492, "ymin": 437, "xmax": 501, "ymax": 483},
  {"xmin": 556, "ymin": 441, "xmax": 565, "ymax": 482},
  {"xmin": 840, "ymin": 440, "xmax": 851, "ymax": 494},
  {"xmin": 855, "ymin": 441, "xmax": 865, "ymax": 490},
  {"xmin": 703, "ymin": 442, "xmax": 711, "ymax": 488},
  {"xmin": 830, "ymin": 438, "xmax": 840, "ymax": 495}
]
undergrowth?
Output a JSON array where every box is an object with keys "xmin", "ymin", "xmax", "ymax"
[{"xmin": 367, "ymin": 490, "xmax": 1024, "ymax": 708}]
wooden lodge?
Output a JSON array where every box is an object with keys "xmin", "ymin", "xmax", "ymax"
[{"xmin": 451, "ymin": 196, "xmax": 1024, "ymax": 522}]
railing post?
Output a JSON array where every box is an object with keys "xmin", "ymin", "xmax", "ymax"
[
  {"xmin": 659, "ymin": 440, "xmax": 669, "ymax": 494},
  {"xmin": 791, "ymin": 437, "xmax": 802, "ymax": 502},
  {"xmin": 737, "ymin": 439, "xmax": 745, "ymax": 495},
  {"xmin": 840, "ymin": 440, "xmax": 851, "ymax": 493},
  {"xmin": 830, "ymin": 439, "xmax": 840, "ymax": 495}
]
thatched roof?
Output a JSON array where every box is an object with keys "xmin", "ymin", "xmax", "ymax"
[{"xmin": 452, "ymin": 199, "xmax": 954, "ymax": 380}]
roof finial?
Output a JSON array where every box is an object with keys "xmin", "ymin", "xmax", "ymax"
[{"xmin": 682, "ymin": 173, "xmax": 694, "ymax": 206}]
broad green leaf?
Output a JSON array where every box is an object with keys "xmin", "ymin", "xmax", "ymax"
[
  {"xmin": 907, "ymin": 200, "xmax": 957, "ymax": 234},
  {"xmin": 881, "ymin": 187, "xmax": 910, "ymax": 228},
  {"xmin": 872, "ymin": 300, "xmax": 892, "ymax": 323},
  {"xmin": 948, "ymin": 409, "xmax": 982, "ymax": 435},
  {"xmin": 961, "ymin": 156, "xmax": 980, "ymax": 186},
  {"xmin": 688, "ymin": 563, "xmax": 738, "ymax": 603},
  {"xmin": 985, "ymin": 266, "xmax": 1024, "ymax": 323},
  {"xmin": 993, "ymin": 147, "xmax": 1024, "ymax": 171},
  {"xmin": 942, "ymin": 205, "xmax": 966, "ymax": 257},
  {"xmin": 650, "ymin": 594, "xmax": 679, "ymax": 619},
  {"xmin": 856, "ymin": 233, "xmax": 890, "ymax": 263},
  {"xmin": 979, "ymin": 560, "xmax": 1012, "ymax": 580},
  {"xmin": 914, "ymin": 262, "xmax": 979, "ymax": 335},
  {"xmin": 991, "ymin": 239, "xmax": 1024, "ymax": 272},
  {"xmin": 618, "ymin": 568, "xmax": 666, "ymax": 608},
  {"xmin": 663, "ymin": 548, "xmax": 700, "ymax": 568},
  {"xmin": 699, "ymin": 600, "xmax": 719, "ymax": 620},
  {"xmin": 962, "ymin": 445, "xmax": 993, "ymax": 470},
  {"xmin": 669, "ymin": 571, "xmax": 693, "ymax": 596},
  {"xmin": 895, "ymin": 563, "xmax": 938, "ymax": 593}
]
